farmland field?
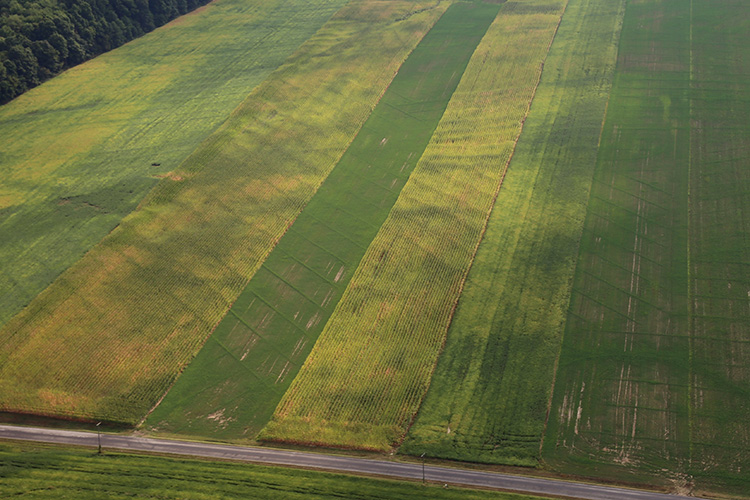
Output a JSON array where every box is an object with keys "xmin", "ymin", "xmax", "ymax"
[
  {"xmin": 145, "ymin": 1, "xmax": 499, "ymax": 441},
  {"xmin": 260, "ymin": 0, "xmax": 571, "ymax": 452},
  {"xmin": 1, "ymin": 0, "xmax": 749, "ymax": 496},
  {"xmin": 0, "ymin": 442, "xmax": 548, "ymax": 500},
  {"xmin": 543, "ymin": 0, "xmax": 750, "ymax": 494},
  {"xmin": 401, "ymin": 0, "xmax": 626, "ymax": 467},
  {"xmin": 0, "ymin": 0, "xmax": 447, "ymax": 425},
  {"xmin": 0, "ymin": 0, "xmax": 348, "ymax": 329}
]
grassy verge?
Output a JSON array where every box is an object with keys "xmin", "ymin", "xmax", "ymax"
[
  {"xmin": 260, "ymin": 0, "xmax": 570, "ymax": 452},
  {"xmin": 401, "ymin": 0, "xmax": 626, "ymax": 466},
  {"xmin": 0, "ymin": 1, "xmax": 447, "ymax": 425},
  {"xmin": 145, "ymin": 1, "xmax": 498, "ymax": 441},
  {"xmin": 0, "ymin": 0, "xmax": 347, "ymax": 328},
  {"xmin": 0, "ymin": 442, "xmax": 552, "ymax": 500}
]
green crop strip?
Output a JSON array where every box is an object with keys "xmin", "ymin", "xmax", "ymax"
[
  {"xmin": 543, "ymin": 0, "xmax": 750, "ymax": 495},
  {"xmin": 685, "ymin": 0, "xmax": 750, "ymax": 493},
  {"xmin": 0, "ymin": 1, "xmax": 447, "ymax": 425},
  {"xmin": 146, "ymin": 0, "xmax": 499, "ymax": 442},
  {"xmin": 402, "ymin": 0, "xmax": 626, "ymax": 467},
  {"xmin": 261, "ymin": 0, "xmax": 571, "ymax": 452},
  {"xmin": 543, "ymin": 0, "xmax": 694, "ymax": 481},
  {"xmin": 0, "ymin": 0, "xmax": 347, "ymax": 329}
]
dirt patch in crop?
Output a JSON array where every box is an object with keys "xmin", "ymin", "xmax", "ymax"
[{"xmin": 152, "ymin": 172, "xmax": 184, "ymax": 181}]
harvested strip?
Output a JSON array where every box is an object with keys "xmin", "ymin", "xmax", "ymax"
[
  {"xmin": 261, "ymin": 0, "xmax": 569, "ymax": 452},
  {"xmin": 145, "ymin": 1, "xmax": 499, "ymax": 441},
  {"xmin": 401, "ymin": 0, "xmax": 626, "ymax": 466},
  {"xmin": 0, "ymin": 1, "xmax": 447, "ymax": 425},
  {"xmin": 0, "ymin": 0, "xmax": 348, "ymax": 328}
]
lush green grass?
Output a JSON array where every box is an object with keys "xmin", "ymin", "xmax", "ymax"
[
  {"xmin": 0, "ymin": 0, "xmax": 347, "ymax": 329},
  {"xmin": 402, "ymin": 0, "xmax": 626, "ymax": 466},
  {"xmin": 0, "ymin": 442, "xmax": 551, "ymax": 500},
  {"xmin": 145, "ymin": 1, "xmax": 497, "ymax": 441},
  {"xmin": 261, "ymin": 0, "xmax": 570, "ymax": 452},
  {"xmin": 0, "ymin": 0, "xmax": 446, "ymax": 425},
  {"xmin": 543, "ymin": 0, "xmax": 750, "ymax": 495}
]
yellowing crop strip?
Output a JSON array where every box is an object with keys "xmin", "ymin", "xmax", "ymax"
[{"xmin": 261, "ymin": 0, "xmax": 570, "ymax": 451}]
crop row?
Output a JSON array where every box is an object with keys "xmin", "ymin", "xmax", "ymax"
[
  {"xmin": 260, "ymin": 0, "xmax": 575, "ymax": 451},
  {"xmin": 0, "ymin": 0, "xmax": 448, "ymax": 424}
]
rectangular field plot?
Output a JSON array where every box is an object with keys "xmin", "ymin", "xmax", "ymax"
[
  {"xmin": 402, "ymin": 0, "xmax": 627, "ymax": 466},
  {"xmin": 545, "ymin": 0, "xmax": 750, "ymax": 494},
  {"xmin": 145, "ymin": 0, "xmax": 493, "ymax": 440},
  {"xmin": 0, "ymin": 0, "xmax": 446, "ymax": 425},
  {"xmin": 260, "ymin": 0, "xmax": 572, "ymax": 452}
]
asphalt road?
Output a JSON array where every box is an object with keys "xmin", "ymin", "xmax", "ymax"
[{"xmin": 0, "ymin": 425, "xmax": 703, "ymax": 500}]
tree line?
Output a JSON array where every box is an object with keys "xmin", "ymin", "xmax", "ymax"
[{"xmin": 0, "ymin": 0, "xmax": 212, "ymax": 104}]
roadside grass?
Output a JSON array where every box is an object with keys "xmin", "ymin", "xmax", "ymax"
[
  {"xmin": 543, "ymin": 0, "xmax": 750, "ymax": 495},
  {"xmin": 0, "ymin": 0, "xmax": 347, "ymax": 329},
  {"xmin": 0, "ymin": 442, "xmax": 550, "ymax": 500},
  {"xmin": 401, "ymin": 0, "xmax": 626, "ymax": 467},
  {"xmin": 260, "ymin": 0, "xmax": 571, "ymax": 452},
  {"xmin": 145, "ymin": 1, "xmax": 498, "ymax": 441},
  {"xmin": 0, "ymin": 1, "xmax": 447, "ymax": 425}
]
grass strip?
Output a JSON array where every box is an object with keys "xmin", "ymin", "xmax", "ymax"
[
  {"xmin": 145, "ymin": 1, "xmax": 499, "ymax": 442},
  {"xmin": 401, "ymin": 0, "xmax": 626, "ymax": 467},
  {"xmin": 260, "ymin": 0, "xmax": 570, "ymax": 452},
  {"xmin": 0, "ymin": 0, "xmax": 447, "ymax": 425},
  {"xmin": 0, "ymin": 442, "xmax": 549, "ymax": 500},
  {"xmin": 0, "ymin": 0, "xmax": 347, "ymax": 328}
]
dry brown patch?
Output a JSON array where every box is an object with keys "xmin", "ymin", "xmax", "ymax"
[{"xmin": 152, "ymin": 171, "xmax": 184, "ymax": 181}]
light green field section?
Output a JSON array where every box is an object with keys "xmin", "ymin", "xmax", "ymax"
[
  {"xmin": 145, "ymin": 1, "xmax": 498, "ymax": 442},
  {"xmin": 402, "ymin": 0, "xmax": 626, "ymax": 466},
  {"xmin": 0, "ymin": 443, "xmax": 550, "ymax": 500},
  {"xmin": 544, "ymin": 0, "xmax": 750, "ymax": 495},
  {"xmin": 0, "ymin": 0, "xmax": 447, "ymax": 425},
  {"xmin": 260, "ymin": 0, "xmax": 570, "ymax": 452},
  {"xmin": 0, "ymin": 0, "xmax": 348, "ymax": 329}
]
